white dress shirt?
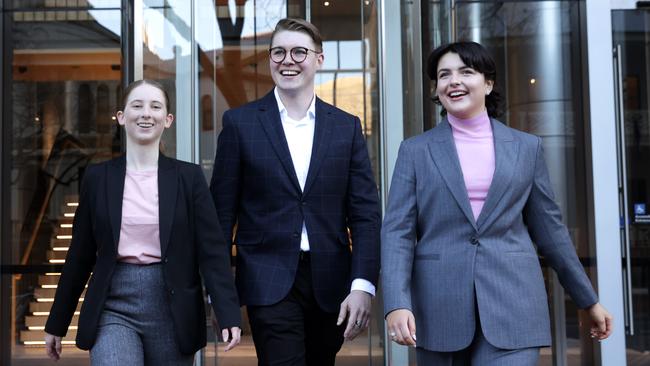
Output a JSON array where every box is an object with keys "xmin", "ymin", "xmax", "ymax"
[{"xmin": 274, "ymin": 88, "xmax": 375, "ymax": 296}]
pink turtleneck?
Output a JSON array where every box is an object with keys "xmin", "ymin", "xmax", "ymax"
[{"xmin": 447, "ymin": 110, "xmax": 495, "ymax": 221}]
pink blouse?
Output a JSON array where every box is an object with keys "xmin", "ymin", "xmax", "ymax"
[
  {"xmin": 117, "ymin": 169, "xmax": 161, "ymax": 264},
  {"xmin": 448, "ymin": 111, "xmax": 495, "ymax": 221}
]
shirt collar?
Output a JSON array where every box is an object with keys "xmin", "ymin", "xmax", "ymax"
[{"xmin": 274, "ymin": 87, "xmax": 316, "ymax": 121}]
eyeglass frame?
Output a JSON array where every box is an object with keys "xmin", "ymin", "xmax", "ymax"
[{"xmin": 269, "ymin": 46, "xmax": 322, "ymax": 64}]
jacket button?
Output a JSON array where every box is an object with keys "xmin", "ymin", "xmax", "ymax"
[
  {"xmin": 170, "ymin": 289, "xmax": 175, "ymax": 295},
  {"xmin": 164, "ymin": 257, "xmax": 168, "ymax": 263},
  {"xmin": 292, "ymin": 233, "xmax": 299, "ymax": 238},
  {"xmin": 470, "ymin": 237, "xmax": 479, "ymax": 245}
]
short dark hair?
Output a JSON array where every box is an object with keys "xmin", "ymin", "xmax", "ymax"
[
  {"xmin": 120, "ymin": 79, "xmax": 171, "ymax": 113},
  {"xmin": 270, "ymin": 18, "xmax": 323, "ymax": 51},
  {"xmin": 427, "ymin": 41, "xmax": 503, "ymax": 117}
]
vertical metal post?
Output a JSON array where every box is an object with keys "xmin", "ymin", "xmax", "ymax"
[
  {"xmin": 450, "ymin": 0, "xmax": 456, "ymax": 41},
  {"xmin": 0, "ymin": 1, "xmax": 8, "ymax": 362},
  {"xmin": 133, "ymin": 0, "xmax": 143, "ymax": 81},
  {"xmin": 378, "ymin": 0, "xmax": 405, "ymax": 361},
  {"xmin": 613, "ymin": 44, "xmax": 634, "ymax": 336},
  {"xmin": 584, "ymin": 0, "xmax": 627, "ymax": 364},
  {"xmin": 191, "ymin": 0, "xmax": 198, "ymax": 164}
]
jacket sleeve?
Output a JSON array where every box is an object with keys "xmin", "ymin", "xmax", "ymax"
[
  {"xmin": 381, "ymin": 141, "xmax": 418, "ymax": 316},
  {"xmin": 523, "ymin": 137, "xmax": 598, "ymax": 309},
  {"xmin": 194, "ymin": 165, "xmax": 241, "ymax": 328},
  {"xmin": 346, "ymin": 116, "xmax": 381, "ymax": 287},
  {"xmin": 210, "ymin": 111, "xmax": 240, "ymax": 245},
  {"xmin": 45, "ymin": 166, "xmax": 98, "ymax": 336}
]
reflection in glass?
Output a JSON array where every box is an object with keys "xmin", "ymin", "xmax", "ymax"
[
  {"xmin": 410, "ymin": 1, "xmax": 593, "ymax": 365},
  {"xmin": 2, "ymin": 3, "xmax": 122, "ymax": 364},
  {"xmin": 613, "ymin": 9, "xmax": 650, "ymax": 365},
  {"xmin": 312, "ymin": 1, "xmax": 382, "ymax": 364}
]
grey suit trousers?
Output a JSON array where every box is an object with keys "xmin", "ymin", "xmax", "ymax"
[
  {"xmin": 89, "ymin": 262, "xmax": 194, "ymax": 366},
  {"xmin": 416, "ymin": 321, "xmax": 540, "ymax": 365}
]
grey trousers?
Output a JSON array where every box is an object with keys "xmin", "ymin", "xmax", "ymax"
[
  {"xmin": 89, "ymin": 262, "xmax": 194, "ymax": 366},
  {"xmin": 416, "ymin": 322, "xmax": 540, "ymax": 366}
]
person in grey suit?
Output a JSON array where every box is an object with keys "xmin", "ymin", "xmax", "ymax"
[{"xmin": 381, "ymin": 41, "xmax": 613, "ymax": 365}]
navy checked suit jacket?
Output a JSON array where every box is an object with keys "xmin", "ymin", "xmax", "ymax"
[
  {"xmin": 210, "ymin": 91, "xmax": 381, "ymax": 313},
  {"xmin": 381, "ymin": 119, "xmax": 598, "ymax": 351}
]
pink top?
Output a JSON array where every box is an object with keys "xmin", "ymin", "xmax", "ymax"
[
  {"xmin": 448, "ymin": 111, "xmax": 495, "ymax": 221},
  {"xmin": 117, "ymin": 168, "xmax": 161, "ymax": 264}
]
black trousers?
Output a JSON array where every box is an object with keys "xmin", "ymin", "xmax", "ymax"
[{"xmin": 247, "ymin": 252, "xmax": 345, "ymax": 366}]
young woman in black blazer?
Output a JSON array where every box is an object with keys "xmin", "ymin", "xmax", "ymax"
[{"xmin": 44, "ymin": 80, "xmax": 241, "ymax": 365}]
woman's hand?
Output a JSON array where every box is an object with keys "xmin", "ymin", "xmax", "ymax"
[
  {"xmin": 44, "ymin": 332, "xmax": 62, "ymax": 361},
  {"xmin": 221, "ymin": 326, "xmax": 241, "ymax": 351},
  {"xmin": 586, "ymin": 302, "xmax": 613, "ymax": 340},
  {"xmin": 386, "ymin": 308, "xmax": 417, "ymax": 346}
]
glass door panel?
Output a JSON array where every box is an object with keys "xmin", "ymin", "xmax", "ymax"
[
  {"xmin": 310, "ymin": 1, "xmax": 383, "ymax": 364},
  {"xmin": 133, "ymin": 0, "xmax": 382, "ymax": 364},
  {"xmin": 194, "ymin": 0, "xmax": 382, "ymax": 364},
  {"xmin": 612, "ymin": 9, "xmax": 650, "ymax": 365},
  {"xmin": 418, "ymin": 1, "xmax": 595, "ymax": 365},
  {"xmin": 1, "ymin": 1, "xmax": 122, "ymax": 364},
  {"xmin": 141, "ymin": 0, "xmax": 194, "ymax": 160}
]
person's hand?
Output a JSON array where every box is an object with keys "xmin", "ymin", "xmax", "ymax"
[
  {"xmin": 337, "ymin": 290, "xmax": 371, "ymax": 340},
  {"xmin": 585, "ymin": 302, "xmax": 613, "ymax": 340},
  {"xmin": 386, "ymin": 308, "xmax": 416, "ymax": 346},
  {"xmin": 45, "ymin": 332, "xmax": 62, "ymax": 361},
  {"xmin": 221, "ymin": 326, "xmax": 241, "ymax": 351}
]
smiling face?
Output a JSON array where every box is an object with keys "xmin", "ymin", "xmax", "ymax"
[
  {"xmin": 435, "ymin": 52, "xmax": 494, "ymax": 119},
  {"xmin": 116, "ymin": 83, "xmax": 174, "ymax": 147},
  {"xmin": 269, "ymin": 30, "xmax": 323, "ymax": 97}
]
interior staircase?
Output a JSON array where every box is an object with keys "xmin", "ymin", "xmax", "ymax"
[{"xmin": 20, "ymin": 198, "xmax": 82, "ymax": 346}]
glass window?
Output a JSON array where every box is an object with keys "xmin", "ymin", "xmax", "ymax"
[
  {"xmin": 402, "ymin": 1, "xmax": 596, "ymax": 364},
  {"xmin": 312, "ymin": 1, "xmax": 383, "ymax": 364},
  {"xmin": 1, "ymin": 1, "xmax": 122, "ymax": 364}
]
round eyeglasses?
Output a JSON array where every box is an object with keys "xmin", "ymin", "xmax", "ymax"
[{"xmin": 269, "ymin": 46, "xmax": 321, "ymax": 64}]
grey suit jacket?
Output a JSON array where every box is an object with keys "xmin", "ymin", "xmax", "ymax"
[{"xmin": 381, "ymin": 118, "xmax": 597, "ymax": 351}]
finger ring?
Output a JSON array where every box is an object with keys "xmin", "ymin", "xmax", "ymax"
[
  {"xmin": 390, "ymin": 332, "xmax": 396, "ymax": 337},
  {"xmin": 354, "ymin": 320, "xmax": 361, "ymax": 327}
]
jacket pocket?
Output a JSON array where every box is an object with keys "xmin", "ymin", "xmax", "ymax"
[
  {"xmin": 235, "ymin": 231, "xmax": 263, "ymax": 246},
  {"xmin": 505, "ymin": 250, "xmax": 538, "ymax": 258}
]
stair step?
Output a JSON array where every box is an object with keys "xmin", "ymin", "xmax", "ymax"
[
  {"xmin": 62, "ymin": 206, "xmax": 77, "ymax": 215},
  {"xmin": 54, "ymin": 226, "xmax": 73, "ymax": 236},
  {"xmin": 26, "ymin": 315, "xmax": 80, "ymax": 328},
  {"xmin": 21, "ymin": 329, "xmax": 77, "ymax": 342},
  {"xmin": 56, "ymin": 217, "xmax": 74, "ymax": 225},
  {"xmin": 47, "ymin": 250, "xmax": 68, "ymax": 261},
  {"xmin": 25, "ymin": 315, "xmax": 79, "ymax": 328},
  {"xmin": 38, "ymin": 275, "xmax": 61, "ymax": 286},
  {"xmin": 29, "ymin": 302, "xmax": 81, "ymax": 314},
  {"xmin": 50, "ymin": 239, "xmax": 71, "ymax": 249},
  {"xmin": 35, "ymin": 288, "xmax": 85, "ymax": 300}
]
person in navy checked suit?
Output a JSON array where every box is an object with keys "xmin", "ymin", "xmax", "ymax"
[{"xmin": 210, "ymin": 18, "xmax": 381, "ymax": 366}]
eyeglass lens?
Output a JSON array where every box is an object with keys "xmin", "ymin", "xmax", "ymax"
[{"xmin": 270, "ymin": 47, "xmax": 310, "ymax": 63}]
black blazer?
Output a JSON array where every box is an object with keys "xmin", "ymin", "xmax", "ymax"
[
  {"xmin": 45, "ymin": 154, "xmax": 240, "ymax": 354},
  {"xmin": 210, "ymin": 91, "xmax": 381, "ymax": 313}
]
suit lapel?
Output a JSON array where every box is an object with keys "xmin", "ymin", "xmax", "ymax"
[
  {"xmin": 107, "ymin": 155, "xmax": 126, "ymax": 250},
  {"xmin": 427, "ymin": 120, "xmax": 477, "ymax": 230},
  {"xmin": 475, "ymin": 119, "xmax": 518, "ymax": 231},
  {"xmin": 257, "ymin": 92, "xmax": 302, "ymax": 192},
  {"xmin": 302, "ymin": 98, "xmax": 333, "ymax": 197},
  {"xmin": 158, "ymin": 154, "xmax": 177, "ymax": 257}
]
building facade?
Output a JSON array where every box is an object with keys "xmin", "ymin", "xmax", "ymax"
[{"xmin": 0, "ymin": 0, "xmax": 645, "ymax": 365}]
